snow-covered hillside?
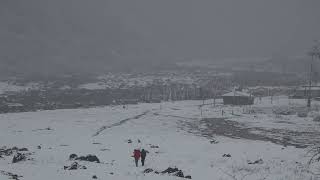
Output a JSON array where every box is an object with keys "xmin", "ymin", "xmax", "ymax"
[
  {"xmin": 0, "ymin": 97, "xmax": 319, "ymax": 180},
  {"xmin": 0, "ymin": 82, "xmax": 40, "ymax": 95}
]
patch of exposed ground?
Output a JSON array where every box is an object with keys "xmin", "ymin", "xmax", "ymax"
[{"xmin": 179, "ymin": 117, "xmax": 320, "ymax": 148}]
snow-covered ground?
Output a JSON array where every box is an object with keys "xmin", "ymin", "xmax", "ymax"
[{"xmin": 0, "ymin": 97, "xmax": 320, "ymax": 179}]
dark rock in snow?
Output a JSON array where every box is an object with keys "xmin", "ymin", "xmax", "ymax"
[
  {"xmin": 18, "ymin": 148, "xmax": 28, "ymax": 152},
  {"xmin": 64, "ymin": 162, "xmax": 87, "ymax": 170},
  {"xmin": 147, "ymin": 167, "xmax": 190, "ymax": 179},
  {"xmin": 162, "ymin": 167, "xmax": 179, "ymax": 174},
  {"xmin": 69, "ymin": 162, "xmax": 79, "ymax": 170},
  {"xmin": 210, "ymin": 140, "xmax": 219, "ymax": 144},
  {"xmin": 1, "ymin": 149, "xmax": 14, "ymax": 156},
  {"xmin": 0, "ymin": 170, "xmax": 23, "ymax": 180},
  {"xmin": 143, "ymin": 168, "xmax": 154, "ymax": 173},
  {"xmin": 150, "ymin": 145, "xmax": 159, "ymax": 149},
  {"xmin": 92, "ymin": 175, "xmax": 98, "ymax": 179},
  {"xmin": 127, "ymin": 139, "xmax": 132, "ymax": 143},
  {"xmin": 12, "ymin": 153, "xmax": 26, "ymax": 163},
  {"xmin": 110, "ymin": 172, "xmax": 114, "ymax": 175},
  {"xmin": 175, "ymin": 170, "xmax": 184, "ymax": 178},
  {"xmin": 69, "ymin": 154, "xmax": 78, "ymax": 160},
  {"xmin": 37, "ymin": 145, "xmax": 41, "ymax": 149},
  {"xmin": 222, "ymin": 154, "xmax": 231, "ymax": 157},
  {"xmin": 76, "ymin": 154, "xmax": 100, "ymax": 163},
  {"xmin": 248, "ymin": 158, "xmax": 263, "ymax": 165}
]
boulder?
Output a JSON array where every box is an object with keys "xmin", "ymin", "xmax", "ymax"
[
  {"xmin": 69, "ymin": 154, "xmax": 78, "ymax": 160},
  {"xmin": 92, "ymin": 175, "xmax": 98, "ymax": 179},
  {"xmin": 150, "ymin": 145, "xmax": 159, "ymax": 149},
  {"xmin": 174, "ymin": 170, "xmax": 184, "ymax": 178},
  {"xmin": 68, "ymin": 162, "xmax": 79, "ymax": 170},
  {"xmin": 12, "ymin": 153, "xmax": 26, "ymax": 163},
  {"xmin": 162, "ymin": 167, "xmax": 179, "ymax": 174},
  {"xmin": 248, "ymin": 158, "xmax": 263, "ymax": 165},
  {"xmin": 185, "ymin": 175, "xmax": 192, "ymax": 179},
  {"xmin": 18, "ymin": 148, "xmax": 28, "ymax": 152},
  {"xmin": 64, "ymin": 162, "xmax": 87, "ymax": 170},
  {"xmin": 143, "ymin": 168, "xmax": 154, "ymax": 173},
  {"xmin": 222, "ymin": 154, "xmax": 231, "ymax": 157},
  {"xmin": 76, "ymin": 154, "xmax": 100, "ymax": 163}
]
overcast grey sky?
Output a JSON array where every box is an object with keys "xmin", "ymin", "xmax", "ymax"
[
  {"xmin": 109, "ymin": 0, "xmax": 320, "ymax": 58},
  {"xmin": 0, "ymin": 0, "xmax": 319, "ymax": 74}
]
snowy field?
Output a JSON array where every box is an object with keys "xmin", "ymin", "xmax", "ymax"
[{"xmin": 1, "ymin": 97, "xmax": 320, "ymax": 180}]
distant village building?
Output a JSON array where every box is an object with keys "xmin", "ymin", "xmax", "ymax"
[
  {"xmin": 222, "ymin": 91, "xmax": 254, "ymax": 105},
  {"xmin": 291, "ymin": 86, "xmax": 320, "ymax": 99}
]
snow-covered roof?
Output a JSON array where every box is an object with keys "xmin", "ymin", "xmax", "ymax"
[{"xmin": 222, "ymin": 91, "xmax": 252, "ymax": 97}]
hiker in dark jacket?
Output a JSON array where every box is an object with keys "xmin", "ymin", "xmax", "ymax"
[{"xmin": 141, "ymin": 149, "xmax": 149, "ymax": 166}]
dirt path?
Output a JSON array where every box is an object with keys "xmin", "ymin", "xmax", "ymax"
[
  {"xmin": 179, "ymin": 117, "xmax": 320, "ymax": 148},
  {"xmin": 92, "ymin": 110, "xmax": 150, "ymax": 137}
]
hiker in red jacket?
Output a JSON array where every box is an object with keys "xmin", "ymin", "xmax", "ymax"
[{"xmin": 133, "ymin": 149, "xmax": 141, "ymax": 167}]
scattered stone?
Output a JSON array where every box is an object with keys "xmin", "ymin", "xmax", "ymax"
[
  {"xmin": 92, "ymin": 142, "xmax": 102, "ymax": 145},
  {"xmin": 127, "ymin": 139, "xmax": 132, "ymax": 143},
  {"xmin": 138, "ymin": 139, "xmax": 141, "ymax": 143},
  {"xmin": 0, "ymin": 170, "xmax": 22, "ymax": 180},
  {"xmin": 92, "ymin": 175, "xmax": 98, "ymax": 179},
  {"xmin": 248, "ymin": 158, "xmax": 264, "ymax": 165},
  {"xmin": 100, "ymin": 148, "xmax": 110, "ymax": 151},
  {"xmin": 64, "ymin": 162, "xmax": 87, "ymax": 170},
  {"xmin": 143, "ymin": 168, "xmax": 154, "ymax": 173},
  {"xmin": 37, "ymin": 145, "xmax": 41, "ymax": 149},
  {"xmin": 69, "ymin": 162, "xmax": 79, "ymax": 170},
  {"xmin": 69, "ymin": 154, "xmax": 78, "ymax": 160},
  {"xmin": 222, "ymin": 154, "xmax": 231, "ymax": 157},
  {"xmin": 162, "ymin": 167, "xmax": 179, "ymax": 174},
  {"xmin": 144, "ymin": 167, "xmax": 190, "ymax": 179},
  {"xmin": 109, "ymin": 172, "xmax": 114, "ymax": 175},
  {"xmin": 150, "ymin": 145, "xmax": 159, "ymax": 149},
  {"xmin": 175, "ymin": 170, "xmax": 184, "ymax": 178},
  {"xmin": 75, "ymin": 154, "xmax": 100, "ymax": 163},
  {"xmin": 210, "ymin": 140, "xmax": 219, "ymax": 144},
  {"xmin": 0, "ymin": 148, "xmax": 13, "ymax": 156},
  {"xmin": 12, "ymin": 153, "xmax": 26, "ymax": 163},
  {"xmin": 18, "ymin": 148, "xmax": 28, "ymax": 152}
]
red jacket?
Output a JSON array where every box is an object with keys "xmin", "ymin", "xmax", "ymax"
[{"xmin": 133, "ymin": 150, "xmax": 141, "ymax": 159}]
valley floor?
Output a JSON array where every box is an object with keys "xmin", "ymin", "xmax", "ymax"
[{"xmin": 1, "ymin": 97, "xmax": 320, "ymax": 180}]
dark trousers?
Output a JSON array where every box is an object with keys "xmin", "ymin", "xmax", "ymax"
[
  {"xmin": 141, "ymin": 157, "xmax": 145, "ymax": 166},
  {"xmin": 135, "ymin": 158, "xmax": 139, "ymax": 167}
]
